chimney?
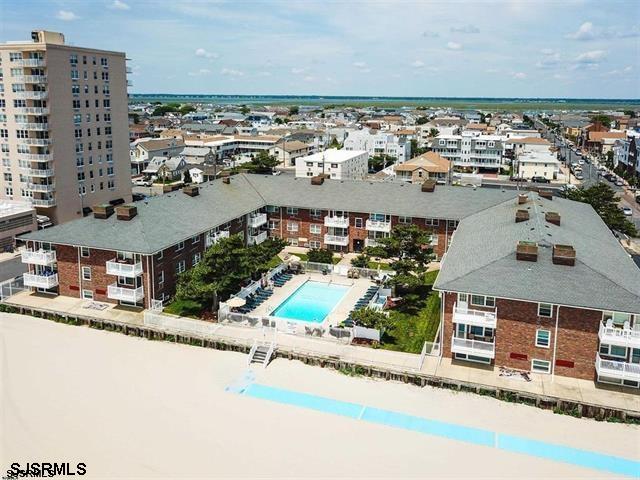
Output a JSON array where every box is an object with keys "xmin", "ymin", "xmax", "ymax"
[
  {"xmin": 539, "ymin": 189, "xmax": 553, "ymax": 200},
  {"xmin": 421, "ymin": 179, "xmax": 436, "ymax": 192},
  {"xmin": 92, "ymin": 204, "xmax": 114, "ymax": 219},
  {"xmin": 183, "ymin": 185, "xmax": 199, "ymax": 197},
  {"xmin": 545, "ymin": 211, "xmax": 561, "ymax": 226},
  {"xmin": 115, "ymin": 204, "xmax": 137, "ymax": 221},
  {"xmin": 553, "ymin": 244, "xmax": 576, "ymax": 266},
  {"xmin": 311, "ymin": 175, "xmax": 325, "ymax": 185},
  {"xmin": 516, "ymin": 241, "xmax": 538, "ymax": 262},
  {"xmin": 222, "ymin": 177, "xmax": 231, "ymax": 184},
  {"xmin": 515, "ymin": 209, "xmax": 530, "ymax": 223},
  {"xmin": 517, "ymin": 193, "xmax": 528, "ymax": 205}
]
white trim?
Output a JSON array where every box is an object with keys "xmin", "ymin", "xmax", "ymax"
[
  {"xmin": 531, "ymin": 358, "xmax": 551, "ymax": 374},
  {"xmin": 535, "ymin": 328, "xmax": 551, "ymax": 348}
]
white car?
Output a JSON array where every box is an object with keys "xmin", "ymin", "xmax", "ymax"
[
  {"xmin": 621, "ymin": 206, "xmax": 633, "ymax": 216},
  {"xmin": 578, "ymin": 159, "xmax": 584, "ymax": 165},
  {"xmin": 133, "ymin": 179, "xmax": 152, "ymax": 187}
]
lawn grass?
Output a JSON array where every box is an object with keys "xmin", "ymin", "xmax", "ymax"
[
  {"xmin": 294, "ymin": 253, "xmax": 340, "ymax": 264},
  {"xmin": 164, "ymin": 298, "xmax": 202, "ymax": 318},
  {"xmin": 265, "ymin": 255, "xmax": 282, "ymax": 270},
  {"xmin": 367, "ymin": 261, "xmax": 393, "ymax": 271}
]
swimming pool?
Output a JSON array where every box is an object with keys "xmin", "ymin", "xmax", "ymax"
[{"xmin": 271, "ymin": 281, "xmax": 349, "ymax": 323}]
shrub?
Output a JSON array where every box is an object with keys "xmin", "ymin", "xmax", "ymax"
[
  {"xmin": 307, "ymin": 248, "xmax": 334, "ymax": 264},
  {"xmin": 351, "ymin": 254, "xmax": 370, "ymax": 268}
]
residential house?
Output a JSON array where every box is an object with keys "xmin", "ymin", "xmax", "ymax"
[{"xmin": 394, "ymin": 152, "xmax": 450, "ymax": 184}]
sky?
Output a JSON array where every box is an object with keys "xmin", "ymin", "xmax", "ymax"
[{"xmin": 1, "ymin": 0, "xmax": 639, "ymax": 98}]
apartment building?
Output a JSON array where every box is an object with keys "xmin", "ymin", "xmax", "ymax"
[
  {"xmin": 0, "ymin": 30, "xmax": 132, "ymax": 224},
  {"xmin": 295, "ymin": 149, "xmax": 368, "ymax": 180},
  {"xmin": 613, "ymin": 136, "xmax": 639, "ymax": 180},
  {"xmin": 270, "ymin": 140, "xmax": 311, "ymax": 168},
  {"xmin": 343, "ymin": 129, "xmax": 411, "ymax": 163},
  {"xmin": 435, "ymin": 191, "xmax": 640, "ymax": 388},
  {"xmin": 432, "ymin": 133, "xmax": 505, "ymax": 172},
  {"xmin": 0, "ymin": 199, "xmax": 36, "ymax": 250}
]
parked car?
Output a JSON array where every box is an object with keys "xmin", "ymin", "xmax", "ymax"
[
  {"xmin": 616, "ymin": 179, "xmax": 624, "ymax": 187},
  {"xmin": 635, "ymin": 195, "xmax": 640, "ymax": 205},
  {"xmin": 621, "ymin": 206, "xmax": 633, "ymax": 216},
  {"xmin": 575, "ymin": 173, "xmax": 584, "ymax": 180},
  {"xmin": 531, "ymin": 176, "xmax": 550, "ymax": 183},
  {"xmin": 578, "ymin": 159, "xmax": 584, "ymax": 165},
  {"xmin": 133, "ymin": 178, "xmax": 152, "ymax": 187},
  {"xmin": 132, "ymin": 193, "xmax": 147, "ymax": 202}
]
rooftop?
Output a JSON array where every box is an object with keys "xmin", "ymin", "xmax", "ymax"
[{"xmin": 298, "ymin": 148, "xmax": 367, "ymax": 163}]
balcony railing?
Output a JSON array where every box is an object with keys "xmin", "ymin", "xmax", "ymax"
[
  {"xmin": 25, "ymin": 168, "xmax": 54, "ymax": 177},
  {"xmin": 14, "ymin": 75, "xmax": 47, "ymax": 83},
  {"xmin": 595, "ymin": 354, "xmax": 640, "ymax": 383},
  {"xmin": 106, "ymin": 259, "xmax": 143, "ymax": 277},
  {"xmin": 14, "ymin": 107, "xmax": 50, "ymax": 115},
  {"xmin": 453, "ymin": 303, "xmax": 497, "ymax": 328},
  {"xmin": 451, "ymin": 336, "xmax": 495, "ymax": 359},
  {"xmin": 248, "ymin": 231, "xmax": 268, "ymax": 245},
  {"xmin": 107, "ymin": 283, "xmax": 144, "ymax": 303},
  {"xmin": 13, "ymin": 91, "xmax": 48, "ymax": 100},
  {"xmin": 23, "ymin": 272, "xmax": 58, "ymax": 289},
  {"xmin": 23, "ymin": 138, "xmax": 52, "ymax": 146},
  {"xmin": 21, "ymin": 249, "xmax": 56, "ymax": 266},
  {"xmin": 248, "ymin": 213, "xmax": 267, "ymax": 228},
  {"xmin": 16, "ymin": 123, "xmax": 49, "ymax": 131},
  {"xmin": 365, "ymin": 238, "xmax": 381, "ymax": 248},
  {"xmin": 14, "ymin": 59, "xmax": 46, "ymax": 67},
  {"xmin": 27, "ymin": 183, "xmax": 55, "ymax": 193},
  {"xmin": 366, "ymin": 219, "xmax": 392, "ymax": 232},
  {"xmin": 205, "ymin": 230, "xmax": 230, "ymax": 247},
  {"xmin": 324, "ymin": 215, "xmax": 349, "ymax": 228},
  {"xmin": 31, "ymin": 198, "xmax": 56, "ymax": 207},
  {"xmin": 324, "ymin": 234, "xmax": 349, "ymax": 246},
  {"xmin": 598, "ymin": 323, "xmax": 640, "ymax": 348},
  {"xmin": 20, "ymin": 153, "xmax": 52, "ymax": 161}
]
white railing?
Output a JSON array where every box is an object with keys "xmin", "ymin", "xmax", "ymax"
[
  {"xmin": 598, "ymin": 323, "xmax": 640, "ymax": 348},
  {"xmin": 27, "ymin": 183, "xmax": 55, "ymax": 192},
  {"xmin": 144, "ymin": 310, "xmax": 221, "ymax": 336},
  {"xmin": 451, "ymin": 336, "xmax": 495, "ymax": 359},
  {"xmin": 107, "ymin": 283, "xmax": 144, "ymax": 303},
  {"xmin": 366, "ymin": 219, "xmax": 392, "ymax": 232},
  {"xmin": 248, "ymin": 213, "xmax": 267, "ymax": 228},
  {"xmin": 324, "ymin": 234, "xmax": 349, "ymax": 246},
  {"xmin": 14, "ymin": 58, "xmax": 46, "ymax": 67},
  {"xmin": 324, "ymin": 215, "xmax": 349, "ymax": 228},
  {"xmin": 15, "ymin": 75, "xmax": 47, "ymax": 83},
  {"xmin": 17, "ymin": 123, "xmax": 49, "ymax": 131},
  {"xmin": 0, "ymin": 277, "xmax": 26, "ymax": 301},
  {"xmin": 31, "ymin": 198, "xmax": 56, "ymax": 207},
  {"xmin": 20, "ymin": 153, "xmax": 52, "ymax": 161},
  {"xmin": 249, "ymin": 231, "xmax": 268, "ymax": 245},
  {"xmin": 13, "ymin": 91, "xmax": 48, "ymax": 100},
  {"xmin": 595, "ymin": 354, "xmax": 640, "ymax": 382},
  {"xmin": 247, "ymin": 340, "xmax": 258, "ymax": 366},
  {"xmin": 25, "ymin": 168, "xmax": 54, "ymax": 177},
  {"xmin": 106, "ymin": 259, "xmax": 143, "ymax": 277},
  {"xmin": 205, "ymin": 230, "xmax": 230, "ymax": 247},
  {"xmin": 453, "ymin": 303, "xmax": 497, "ymax": 328},
  {"xmin": 21, "ymin": 249, "xmax": 56, "ymax": 265},
  {"xmin": 23, "ymin": 138, "xmax": 52, "ymax": 146},
  {"xmin": 365, "ymin": 238, "xmax": 381, "ymax": 248},
  {"xmin": 14, "ymin": 107, "xmax": 49, "ymax": 115},
  {"xmin": 23, "ymin": 272, "xmax": 58, "ymax": 289}
]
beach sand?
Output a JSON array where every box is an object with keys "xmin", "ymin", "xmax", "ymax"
[{"xmin": 1, "ymin": 312, "xmax": 638, "ymax": 479}]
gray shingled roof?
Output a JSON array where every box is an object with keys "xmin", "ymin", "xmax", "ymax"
[{"xmin": 434, "ymin": 192, "xmax": 640, "ymax": 314}]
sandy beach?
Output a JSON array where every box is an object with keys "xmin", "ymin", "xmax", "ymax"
[{"xmin": 1, "ymin": 312, "xmax": 638, "ymax": 479}]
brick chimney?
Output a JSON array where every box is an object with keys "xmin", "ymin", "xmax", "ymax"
[
  {"xmin": 183, "ymin": 185, "xmax": 199, "ymax": 197},
  {"xmin": 222, "ymin": 176, "xmax": 231, "ymax": 184},
  {"xmin": 115, "ymin": 204, "xmax": 137, "ymax": 221},
  {"xmin": 311, "ymin": 175, "xmax": 325, "ymax": 185},
  {"xmin": 515, "ymin": 209, "xmax": 530, "ymax": 223},
  {"xmin": 545, "ymin": 212, "xmax": 561, "ymax": 226},
  {"xmin": 553, "ymin": 244, "xmax": 575, "ymax": 266},
  {"xmin": 539, "ymin": 189, "xmax": 553, "ymax": 200},
  {"xmin": 421, "ymin": 179, "xmax": 436, "ymax": 192},
  {"xmin": 517, "ymin": 194, "xmax": 528, "ymax": 205},
  {"xmin": 516, "ymin": 241, "xmax": 538, "ymax": 262},
  {"xmin": 92, "ymin": 204, "xmax": 114, "ymax": 219}
]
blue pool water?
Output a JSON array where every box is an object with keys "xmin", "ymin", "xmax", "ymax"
[
  {"xmin": 238, "ymin": 383, "xmax": 640, "ymax": 478},
  {"xmin": 271, "ymin": 281, "xmax": 349, "ymax": 323}
]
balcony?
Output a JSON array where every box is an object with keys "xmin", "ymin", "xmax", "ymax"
[
  {"xmin": 451, "ymin": 336, "xmax": 495, "ymax": 359},
  {"xmin": 16, "ymin": 123, "xmax": 49, "ymax": 131},
  {"xmin": 23, "ymin": 138, "xmax": 52, "ymax": 146},
  {"xmin": 324, "ymin": 234, "xmax": 349, "ymax": 246},
  {"xmin": 27, "ymin": 183, "xmax": 55, "ymax": 193},
  {"xmin": 595, "ymin": 354, "xmax": 640, "ymax": 383},
  {"xmin": 21, "ymin": 249, "xmax": 56, "ymax": 266},
  {"xmin": 205, "ymin": 230, "xmax": 230, "ymax": 247},
  {"xmin": 14, "ymin": 107, "xmax": 50, "ymax": 115},
  {"xmin": 324, "ymin": 215, "xmax": 349, "ymax": 228},
  {"xmin": 365, "ymin": 238, "xmax": 381, "ymax": 248},
  {"xmin": 13, "ymin": 91, "xmax": 48, "ymax": 100},
  {"xmin": 107, "ymin": 283, "xmax": 144, "ymax": 303},
  {"xmin": 248, "ymin": 231, "xmax": 268, "ymax": 245},
  {"xmin": 106, "ymin": 259, "xmax": 143, "ymax": 277},
  {"xmin": 248, "ymin": 213, "xmax": 267, "ymax": 228},
  {"xmin": 453, "ymin": 303, "xmax": 497, "ymax": 328},
  {"xmin": 15, "ymin": 58, "xmax": 46, "ymax": 67},
  {"xmin": 366, "ymin": 219, "xmax": 392, "ymax": 232},
  {"xmin": 25, "ymin": 168, "xmax": 54, "ymax": 177},
  {"xmin": 20, "ymin": 153, "xmax": 52, "ymax": 161},
  {"xmin": 598, "ymin": 323, "xmax": 640, "ymax": 349},
  {"xmin": 16, "ymin": 75, "xmax": 47, "ymax": 83},
  {"xmin": 23, "ymin": 272, "xmax": 58, "ymax": 289},
  {"xmin": 31, "ymin": 198, "xmax": 56, "ymax": 207}
]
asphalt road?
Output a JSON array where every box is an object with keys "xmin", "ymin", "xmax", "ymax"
[{"xmin": 0, "ymin": 256, "xmax": 27, "ymax": 282}]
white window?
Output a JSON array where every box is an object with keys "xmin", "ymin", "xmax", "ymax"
[
  {"xmin": 82, "ymin": 266, "xmax": 91, "ymax": 281},
  {"xmin": 531, "ymin": 359, "xmax": 551, "ymax": 374},
  {"xmin": 470, "ymin": 295, "xmax": 495, "ymax": 307},
  {"xmin": 310, "ymin": 208, "xmax": 321, "ymax": 217},
  {"xmin": 398, "ymin": 216, "xmax": 412, "ymax": 224},
  {"xmin": 354, "ymin": 217, "xmax": 363, "ymax": 228},
  {"xmin": 158, "ymin": 271, "xmax": 164, "ymax": 285},
  {"xmin": 538, "ymin": 303, "xmax": 552, "ymax": 318},
  {"xmin": 191, "ymin": 235, "xmax": 200, "ymax": 244},
  {"xmin": 157, "ymin": 250, "xmax": 163, "ymax": 261},
  {"xmin": 82, "ymin": 289, "xmax": 94, "ymax": 300},
  {"xmin": 176, "ymin": 241, "xmax": 185, "ymax": 251},
  {"xmin": 535, "ymin": 329, "xmax": 550, "ymax": 348},
  {"xmin": 193, "ymin": 253, "xmax": 201, "ymax": 266},
  {"xmin": 176, "ymin": 260, "xmax": 186, "ymax": 274},
  {"xmin": 426, "ymin": 218, "xmax": 440, "ymax": 227},
  {"xmin": 287, "ymin": 221, "xmax": 298, "ymax": 232},
  {"xmin": 286, "ymin": 207, "xmax": 298, "ymax": 215},
  {"xmin": 310, "ymin": 224, "xmax": 322, "ymax": 235},
  {"xmin": 599, "ymin": 343, "xmax": 627, "ymax": 358},
  {"xmin": 80, "ymin": 246, "xmax": 90, "ymax": 257}
]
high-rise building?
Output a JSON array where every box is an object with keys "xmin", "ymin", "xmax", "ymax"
[{"xmin": 0, "ymin": 30, "xmax": 131, "ymax": 224}]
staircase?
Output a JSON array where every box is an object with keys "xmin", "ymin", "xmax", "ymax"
[{"xmin": 247, "ymin": 340, "xmax": 276, "ymax": 368}]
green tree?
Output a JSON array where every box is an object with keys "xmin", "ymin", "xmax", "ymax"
[
  {"xmin": 350, "ymin": 307, "xmax": 391, "ymax": 332},
  {"xmin": 182, "ymin": 169, "xmax": 192, "ymax": 184},
  {"xmin": 249, "ymin": 150, "xmax": 280, "ymax": 173},
  {"xmin": 179, "ymin": 104, "xmax": 196, "ymax": 115},
  {"xmin": 590, "ymin": 114, "xmax": 612, "ymax": 129},
  {"xmin": 351, "ymin": 253, "xmax": 370, "ymax": 268},
  {"xmin": 605, "ymin": 150, "xmax": 614, "ymax": 169},
  {"xmin": 240, "ymin": 105, "xmax": 250, "ymax": 115},
  {"xmin": 289, "ymin": 105, "xmax": 299, "ymax": 115},
  {"xmin": 130, "ymin": 113, "xmax": 140, "ymax": 124},
  {"xmin": 428, "ymin": 128, "xmax": 439, "ymax": 137},
  {"xmin": 307, "ymin": 248, "xmax": 334, "ymax": 264},
  {"xmin": 152, "ymin": 102, "xmax": 181, "ymax": 116},
  {"xmin": 416, "ymin": 116, "xmax": 429, "ymax": 125},
  {"xmin": 623, "ymin": 110, "xmax": 636, "ymax": 118},
  {"xmin": 274, "ymin": 117, "xmax": 284, "ymax": 125},
  {"xmin": 329, "ymin": 137, "xmax": 341, "ymax": 149},
  {"xmin": 566, "ymin": 183, "xmax": 637, "ymax": 236},
  {"xmin": 368, "ymin": 154, "xmax": 395, "ymax": 172}
]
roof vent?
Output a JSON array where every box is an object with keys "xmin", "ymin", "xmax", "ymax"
[
  {"xmin": 516, "ymin": 241, "xmax": 538, "ymax": 262},
  {"xmin": 183, "ymin": 185, "xmax": 199, "ymax": 197},
  {"xmin": 115, "ymin": 204, "xmax": 137, "ymax": 221},
  {"xmin": 545, "ymin": 211, "xmax": 561, "ymax": 226},
  {"xmin": 222, "ymin": 177, "xmax": 231, "ymax": 184},
  {"xmin": 515, "ymin": 209, "xmax": 530, "ymax": 223},
  {"xmin": 421, "ymin": 179, "xmax": 436, "ymax": 192},
  {"xmin": 311, "ymin": 175, "xmax": 325, "ymax": 185},
  {"xmin": 517, "ymin": 193, "xmax": 528, "ymax": 205},
  {"xmin": 539, "ymin": 189, "xmax": 553, "ymax": 200},
  {"xmin": 92, "ymin": 204, "xmax": 114, "ymax": 219},
  {"xmin": 553, "ymin": 244, "xmax": 575, "ymax": 266}
]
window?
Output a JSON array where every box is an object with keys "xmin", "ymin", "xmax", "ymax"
[
  {"xmin": 310, "ymin": 224, "xmax": 322, "ymax": 235},
  {"xmin": 266, "ymin": 205, "xmax": 279, "ymax": 213},
  {"xmin": 425, "ymin": 218, "xmax": 440, "ymax": 227},
  {"xmin": 599, "ymin": 343, "xmax": 627, "ymax": 358},
  {"xmin": 470, "ymin": 295, "xmax": 495, "ymax": 307},
  {"xmin": 447, "ymin": 220, "xmax": 458, "ymax": 228},
  {"xmin": 309, "ymin": 208, "xmax": 321, "ymax": 217},
  {"xmin": 535, "ymin": 329, "xmax": 550, "ymax": 348},
  {"xmin": 286, "ymin": 207, "xmax": 298, "ymax": 215},
  {"xmin": 82, "ymin": 289, "xmax": 94, "ymax": 300},
  {"xmin": 287, "ymin": 221, "xmax": 298, "ymax": 232},
  {"xmin": 158, "ymin": 271, "xmax": 164, "ymax": 285},
  {"xmin": 80, "ymin": 246, "xmax": 90, "ymax": 257},
  {"xmin": 176, "ymin": 241, "xmax": 184, "ymax": 251},
  {"xmin": 191, "ymin": 234, "xmax": 200, "ymax": 244},
  {"xmin": 156, "ymin": 250, "xmax": 163, "ymax": 261},
  {"xmin": 176, "ymin": 260, "xmax": 186, "ymax": 274},
  {"xmin": 82, "ymin": 266, "xmax": 91, "ymax": 281},
  {"xmin": 538, "ymin": 303, "xmax": 552, "ymax": 318},
  {"xmin": 603, "ymin": 311, "xmax": 631, "ymax": 327},
  {"xmin": 398, "ymin": 216, "xmax": 412, "ymax": 224},
  {"xmin": 354, "ymin": 217, "xmax": 363, "ymax": 228},
  {"xmin": 268, "ymin": 220, "xmax": 278, "ymax": 230},
  {"xmin": 531, "ymin": 359, "xmax": 551, "ymax": 374},
  {"xmin": 193, "ymin": 253, "xmax": 201, "ymax": 266}
]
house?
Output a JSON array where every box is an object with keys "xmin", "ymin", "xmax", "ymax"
[
  {"xmin": 394, "ymin": 152, "xmax": 450, "ymax": 184},
  {"xmin": 270, "ymin": 140, "xmax": 312, "ymax": 168},
  {"xmin": 130, "ymin": 138, "xmax": 185, "ymax": 175},
  {"xmin": 515, "ymin": 152, "xmax": 561, "ymax": 180},
  {"xmin": 613, "ymin": 136, "xmax": 640, "ymax": 180},
  {"xmin": 343, "ymin": 129, "xmax": 411, "ymax": 164},
  {"xmin": 585, "ymin": 131, "xmax": 627, "ymax": 156},
  {"xmin": 295, "ymin": 149, "xmax": 368, "ymax": 180},
  {"xmin": 142, "ymin": 156, "xmax": 187, "ymax": 180},
  {"xmin": 180, "ymin": 146, "xmax": 216, "ymax": 165},
  {"xmin": 432, "ymin": 133, "xmax": 505, "ymax": 172}
]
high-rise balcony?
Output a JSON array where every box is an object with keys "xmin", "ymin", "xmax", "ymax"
[
  {"xmin": 365, "ymin": 219, "xmax": 392, "ymax": 232},
  {"xmin": 16, "ymin": 123, "xmax": 49, "ymax": 131},
  {"xmin": 23, "ymin": 138, "xmax": 52, "ymax": 146},
  {"xmin": 21, "ymin": 249, "xmax": 56, "ymax": 266},
  {"xmin": 598, "ymin": 322, "xmax": 640, "ymax": 349},
  {"xmin": 27, "ymin": 183, "xmax": 55, "ymax": 193},
  {"xmin": 31, "ymin": 198, "xmax": 56, "ymax": 207},
  {"xmin": 106, "ymin": 259, "xmax": 143, "ymax": 277},
  {"xmin": 324, "ymin": 234, "xmax": 349, "ymax": 246},
  {"xmin": 595, "ymin": 354, "xmax": 640, "ymax": 384},
  {"xmin": 108, "ymin": 283, "xmax": 144, "ymax": 303},
  {"xmin": 25, "ymin": 167, "xmax": 55, "ymax": 177},
  {"xmin": 20, "ymin": 153, "xmax": 52, "ymax": 162},
  {"xmin": 13, "ymin": 91, "xmax": 48, "ymax": 100},
  {"xmin": 451, "ymin": 335, "xmax": 495, "ymax": 359},
  {"xmin": 248, "ymin": 213, "xmax": 267, "ymax": 228},
  {"xmin": 23, "ymin": 272, "xmax": 58, "ymax": 289},
  {"xmin": 15, "ymin": 75, "xmax": 47, "ymax": 83},
  {"xmin": 324, "ymin": 215, "xmax": 349, "ymax": 228},
  {"xmin": 452, "ymin": 303, "xmax": 497, "ymax": 328},
  {"xmin": 15, "ymin": 58, "xmax": 46, "ymax": 67},
  {"xmin": 248, "ymin": 231, "xmax": 268, "ymax": 245},
  {"xmin": 364, "ymin": 238, "xmax": 381, "ymax": 248}
]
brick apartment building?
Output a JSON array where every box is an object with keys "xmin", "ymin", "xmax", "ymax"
[{"xmin": 17, "ymin": 174, "xmax": 640, "ymax": 386}]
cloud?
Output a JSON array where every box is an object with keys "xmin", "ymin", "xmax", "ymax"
[
  {"xmin": 195, "ymin": 48, "xmax": 219, "ymax": 59},
  {"xmin": 566, "ymin": 22, "xmax": 640, "ymax": 40},
  {"xmin": 450, "ymin": 24, "xmax": 480, "ymax": 34},
  {"xmin": 353, "ymin": 61, "xmax": 367, "ymax": 68},
  {"xmin": 575, "ymin": 50, "xmax": 606, "ymax": 64},
  {"xmin": 187, "ymin": 68, "xmax": 211, "ymax": 77},
  {"xmin": 411, "ymin": 60, "xmax": 425, "ymax": 68},
  {"xmin": 109, "ymin": 0, "xmax": 130, "ymax": 10},
  {"xmin": 446, "ymin": 42, "xmax": 463, "ymax": 50},
  {"xmin": 303, "ymin": 75, "xmax": 315, "ymax": 82},
  {"xmin": 536, "ymin": 50, "xmax": 561, "ymax": 69},
  {"xmin": 56, "ymin": 10, "xmax": 78, "ymax": 21},
  {"xmin": 566, "ymin": 21, "xmax": 595, "ymax": 40},
  {"xmin": 512, "ymin": 72, "xmax": 527, "ymax": 79},
  {"xmin": 422, "ymin": 30, "xmax": 439, "ymax": 38},
  {"xmin": 221, "ymin": 68, "xmax": 244, "ymax": 77},
  {"xmin": 291, "ymin": 67, "xmax": 306, "ymax": 75},
  {"xmin": 604, "ymin": 65, "xmax": 633, "ymax": 76}
]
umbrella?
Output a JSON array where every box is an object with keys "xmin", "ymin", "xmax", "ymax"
[
  {"xmin": 288, "ymin": 255, "xmax": 301, "ymax": 263},
  {"xmin": 227, "ymin": 296, "xmax": 246, "ymax": 308}
]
